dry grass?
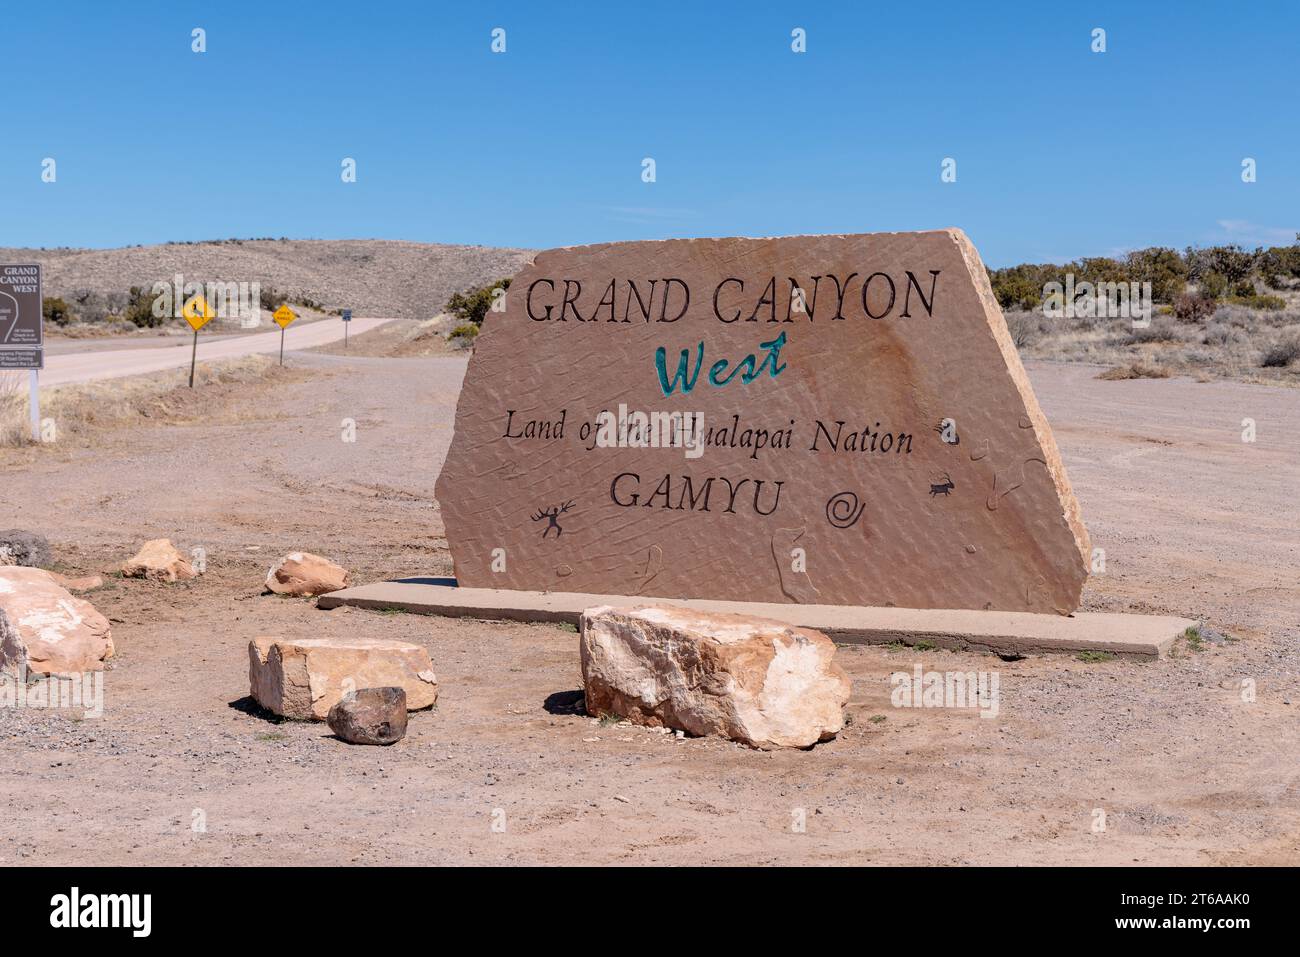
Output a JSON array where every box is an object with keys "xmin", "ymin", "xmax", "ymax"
[
  {"xmin": 1097, "ymin": 361, "xmax": 1173, "ymax": 380},
  {"xmin": 0, "ymin": 372, "xmax": 28, "ymax": 446},
  {"xmin": 1007, "ymin": 291, "xmax": 1300, "ymax": 386},
  {"xmin": 0, "ymin": 356, "xmax": 301, "ymax": 450}
]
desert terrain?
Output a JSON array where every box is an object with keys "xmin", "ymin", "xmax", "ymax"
[
  {"xmin": 1, "ymin": 238, "xmax": 532, "ymax": 325},
  {"xmin": 0, "ymin": 319, "xmax": 1295, "ymax": 866}
]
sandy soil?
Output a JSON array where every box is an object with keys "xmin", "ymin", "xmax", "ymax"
[{"xmin": 0, "ymin": 351, "xmax": 1295, "ymax": 866}]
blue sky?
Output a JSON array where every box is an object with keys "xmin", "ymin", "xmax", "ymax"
[{"xmin": 3, "ymin": 1, "xmax": 1297, "ymax": 266}]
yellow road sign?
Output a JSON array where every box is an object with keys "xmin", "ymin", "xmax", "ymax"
[
  {"xmin": 183, "ymin": 295, "xmax": 215, "ymax": 331},
  {"xmin": 272, "ymin": 305, "xmax": 297, "ymax": 329}
]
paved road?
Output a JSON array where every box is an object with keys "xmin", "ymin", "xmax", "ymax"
[{"xmin": 38, "ymin": 316, "xmax": 396, "ymax": 386}]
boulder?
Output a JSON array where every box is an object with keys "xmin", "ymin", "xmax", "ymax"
[
  {"xmin": 580, "ymin": 605, "xmax": 851, "ymax": 750},
  {"xmin": 0, "ymin": 567, "xmax": 114, "ymax": 676},
  {"xmin": 0, "ymin": 530, "xmax": 52, "ymax": 569},
  {"xmin": 248, "ymin": 636, "xmax": 438, "ymax": 720},
  {"xmin": 327, "ymin": 687, "xmax": 408, "ymax": 745},
  {"xmin": 121, "ymin": 539, "xmax": 197, "ymax": 582},
  {"xmin": 265, "ymin": 552, "xmax": 350, "ymax": 597}
]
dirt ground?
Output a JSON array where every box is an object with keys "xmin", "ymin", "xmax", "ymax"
[{"xmin": 0, "ymin": 338, "xmax": 1296, "ymax": 866}]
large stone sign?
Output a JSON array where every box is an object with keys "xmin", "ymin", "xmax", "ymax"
[{"xmin": 436, "ymin": 229, "xmax": 1090, "ymax": 614}]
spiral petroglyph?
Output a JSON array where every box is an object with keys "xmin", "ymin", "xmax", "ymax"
[{"xmin": 825, "ymin": 491, "xmax": 865, "ymax": 529}]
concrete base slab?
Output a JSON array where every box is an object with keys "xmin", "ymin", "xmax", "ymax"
[{"xmin": 317, "ymin": 579, "xmax": 1195, "ymax": 659}]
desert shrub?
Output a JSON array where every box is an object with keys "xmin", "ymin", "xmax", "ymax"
[
  {"xmin": 123, "ymin": 285, "xmax": 165, "ymax": 328},
  {"xmin": 259, "ymin": 285, "xmax": 280, "ymax": 311},
  {"xmin": 42, "ymin": 297, "xmax": 72, "ymax": 326},
  {"xmin": 1261, "ymin": 336, "xmax": 1300, "ymax": 368},
  {"xmin": 69, "ymin": 289, "xmax": 103, "ymax": 323},
  {"xmin": 1259, "ymin": 241, "xmax": 1300, "ymax": 286},
  {"xmin": 449, "ymin": 323, "xmax": 479, "ymax": 340},
  {"xmin": 1003, "ymin": 311, "xmax": 1044, "ymax": 348},
  {"xmin": 446, "ymin": 278, "xmax": 512, "ymax": 327},
  {"xmin": 1076, "ymin": 256, "xmax": 1128, "ymax": 285},
  {"xmin": 1202, "ymin": 323, "xmax": 1242, "ymax": 346},
  {"xmin": 1227, "ymin": 294, "xmax": 1286, "ymax": 311},
  {"xmin": 1125, "ymin": 319, "xmax": 1180, "ymax": 344},
  {"xmin": 1097, "ymin": 361, "xmax": 1171, "ymax": 380},
  {"xmin": 1172, "ymin": 292, "xmax": 1219, "ymax": 323},
  {"xmin": 1198, "ymin": 271, "xmax": 1228, "ymax": 300},
  {"xmin": 1124, "ymin": 247, "xmax": 1187, "ymax": 302},
  {"xmin": 1205, "ymin": 245, "xmax": 1260, "ymax": 290}
]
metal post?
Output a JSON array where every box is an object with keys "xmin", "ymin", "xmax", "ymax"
[
  {"xmin": 279, "ymin": 327, "xmax": 285, "ymax": 366},
  {"xmin": 189, "ymin": 329, "xmax": 198, "ymax": 388},
  {"xmin": 29, "ymin": 369, "xmax": 39, "ymax": 441}
]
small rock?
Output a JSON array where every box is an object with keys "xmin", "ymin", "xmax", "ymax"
[
  {"xmin": 327, "ymin": 687, "xmax": 408, "ymax": 745},
  {"xmin": 121, "ymin": 539, "xmax": 197, "ymax": 582},
  {"xmin": 0, "ymin": 530, "xmax": 52, "ymax": 568},
  {"xmin": 265, "ymin": 552, "xmax": 350, "ymax": 597}
]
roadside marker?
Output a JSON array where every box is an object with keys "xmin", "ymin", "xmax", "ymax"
[
  {"xmin": 183, "ymin": 295, "xmax": 215, "ymax": 388},
  {"xmin": 342, "ymin": 308, "xmax": 352, "ymax": 348},
  {"xmin": 0, "ymin": 264, "xmax": 45, "ymax": 439},
  {"xmin": 272, "ymin": 305, "xmax": 297, "ymax": 365}
]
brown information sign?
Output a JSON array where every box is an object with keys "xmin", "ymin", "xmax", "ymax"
[{"xmin": 0, "ymin": 263, "xmax": 43, "ymax": 370}]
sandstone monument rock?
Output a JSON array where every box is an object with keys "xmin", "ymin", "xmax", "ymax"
[
  {"xmin": 248, "ymin": 636, "xmax": 438, "ymax": 720},
  {"xmin": 327, "ymin": 687, "xmax": 408, "ymax": 745},
  {"xmin": 0, "ymin": 530, "xmax": 52, "ymax": 569},
  {"xmin": 0, "ymin": 567, "xmax": 114, "ymax": 676},
  {"xmin": 265, "ymin": 552, "xmax": 350, "ymax": 597},
  {"xmin": 121, "ymin": 539, "xmax": 197, "ymax": 582},
  {"xmin": 580, "ymin": 605, "xmax": 851, "ymax": 750},
  {"xmin": 436, "ymin": 230, "xmax": 1089, "ymax": 615}
]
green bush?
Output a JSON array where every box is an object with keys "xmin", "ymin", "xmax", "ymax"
[
  {"xmin": 1124, "ymin": 247, "xmax": 1187, "ymax": 303},
  {"xmin": 124, "ymin": 285, "xmax": 165, "ymax": 328},
  {"xmin": 42, "ymin": 297, "xmax": 72, "ymax": 326},
  {"xmin": 449, "ymin": 323, "xmax": 480, "ymax": 340},
  {"xmin": 1198, "ymin": 271, "xmax": 1227, "ymax": 300},
  {"xmin": 1227, "ymin": 294, "xmax": 1286, "ymax": 311},
  {"xmin": 446, "ymin": 278, "xmax": 512, "ymax": 327}
]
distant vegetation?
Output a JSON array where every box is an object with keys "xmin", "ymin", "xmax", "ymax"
[
  {"xmin": 986, "ymin": 238, "xmax": 1300, "ymax": 311},
  {"xmin": 445, "ymin": 277, "xmax": 511, "ymax": 327}
]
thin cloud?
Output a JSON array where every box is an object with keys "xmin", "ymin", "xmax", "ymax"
[{"xmin": 1213, "ymin": 219, "xmax": 1298, "ymax": 246}]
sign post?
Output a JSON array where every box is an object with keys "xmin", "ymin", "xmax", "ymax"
[
  {"xmin": 272, "ymin": 305, "xmax": 297, "ymax": 365},
  {"xmin": 182, "ymin": 295, "xmax": 215, "ymax": 388},
  {"xmin": 29, "ymin": 370, "xmax": 39, "ymax": 440},
  {"xmin": 342, "ymin": 308, "xmax": 352, "ymax": 348},
  {"xmin": 0, "ymin": 263, "xmax": 44, "ymax": 441}
]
